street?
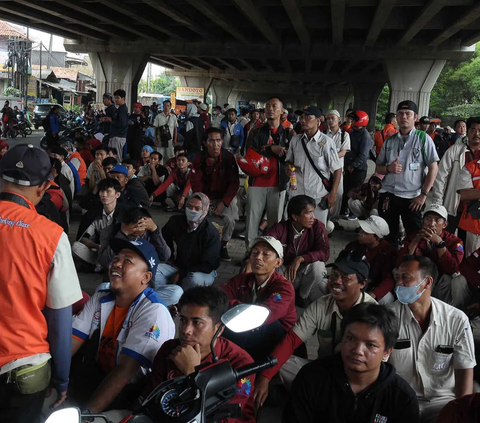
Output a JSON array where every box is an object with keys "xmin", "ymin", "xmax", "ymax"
[{"xmin": 5, "ymin": 128, "xmax": 43, "ymax": 148}]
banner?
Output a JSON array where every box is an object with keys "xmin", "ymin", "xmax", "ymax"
[
  {"xmin": 27, "ymin": 76, "xmax": 37, "ymax": 101},
  {"xmin": 170, "ymin": 92, "xmax": 176, "ymax": 110},
  {"xmin": 176, "ymin": 86, "xmax": 204, "ymax": 101}
]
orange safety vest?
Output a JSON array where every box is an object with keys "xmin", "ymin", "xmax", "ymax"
[
  {"xmin": 0, "ymin": 193, "xmax": 63, "ymax": 367},
  {"xmin": 68, "ymin": 151, "xmax": 87, "ymax": 185},
  {"xmin": 459, "ymin": 160, "xmax": 480, "ymax": 235}
]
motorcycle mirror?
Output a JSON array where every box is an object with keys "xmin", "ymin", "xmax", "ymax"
[
  {"xmin": 45, "ymin": 408, "xmax": 81, "ymax": 423},
  {"xmin": 221, "ymin": 304, "xmax": 270, "ymax": 333}
]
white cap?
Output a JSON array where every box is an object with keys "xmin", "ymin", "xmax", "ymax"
[
  {"xmin": 198, "ymin": 103, "xmax": 208, "ymax": 111},
  {"xmin": 358, "ymin": 216, "xmax": 390, "ymax": 238},
  {"xmin": 327, "ymin": 109, "xmax": 341, "ymax": 118},
  {"xmin": 423, "ymin": 203, "xmax": 448, "ymax": 220},
  {"xmin": 249, "ymin": 236, "xmax": 284, "ymax": 259},
  {"xmin": 326, "ymin": 220, "xmax": 335, "ymax": 234}
]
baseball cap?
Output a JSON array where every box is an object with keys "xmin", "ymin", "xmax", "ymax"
[
  {"xmin": 198, "ymin": 103, "xmax": 208, "ymax": 111},
  {"xmin": 103, "ymin": 93, "xmax": 113, "ymax": 100},
  {"xmin": 141, "ymin": 145, "xmax": 154, "ymax": 153},
  {"xmin": 370, "ymin": 172, "xmax": 385, "ymax": 182},
  {"xmin": 327, "ymin": 250, "xmax": 370, "ymax": 281},
  {"xmin": 109, "ymin": 164, "xmax": 129, "ymax": 176},
  {"xmin": 423, "ymin": 203, "xmax": 448, "ymax": 220},
  {"xmin": 249, "ymin": 236, "xmax": 284, "ymax": 259},
  {"xmin": 1, "ymin": 144, "xmax": 53, "ymax": 187},
  {"xmin": 49, "ymin": 146, "xmax": 68, "ymax": 158},
  {"xmin": 302, "ymin": 106, "xmax": 323, "ymax": 118},
  {"xmin": 397, "ymin": 100, "xmax": 418, "ymax": 114},
  {"xmin": 359, "ymin": 216, "xmax": 390, "ymax": 238},
  {"xmin": 109, "ymin": 238, "xmax": 159, "ymax": 277},
  {"xmin": 327, "ymin": 109, "xmax": 341, "ymax": 118},
  {"xmin": 419, "ymin": 116, "xmax": 430, "ymax": 124}
]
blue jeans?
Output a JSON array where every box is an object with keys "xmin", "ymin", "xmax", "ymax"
[{"xmin": 156, "ymin": 263, "xmax": 217, "ymax": 291}]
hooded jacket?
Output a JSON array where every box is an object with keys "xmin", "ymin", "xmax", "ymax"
[
  {"xmin": 284, "ymin": 354, "xmax": 419, "ymax": 423},
  {"xmin": 184, "ymin": 103, "xmax": 204, "ymax": 154}
]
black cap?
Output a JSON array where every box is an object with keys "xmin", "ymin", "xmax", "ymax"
[
  {"xmin": 327, "ymin": 250, "xmax": 370, "ymax": 281},
  {"xmin": 302, "ymin": 105, "xmax": 323, "ymax": 117},
  {"xmin": 0, "ymin": 144, "xmax": 53, "ymax": 186},
  {"xmin": 397, "ymin": 100, "xmax": 418, "ymax": 114},
  {"xmin": 419, "ymin": 116, "xmax": 430, "ymax": 124}
]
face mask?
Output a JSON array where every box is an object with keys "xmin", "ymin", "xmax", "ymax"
[
  {"xmin": 395, "ymin": 277, "xmax": 426, "ymax": 305},
  {"xmin": 186, "ymin": 208, "xmax": 203, "ymax": 222}
]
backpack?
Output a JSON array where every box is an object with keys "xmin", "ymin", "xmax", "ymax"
[{"xmin": 42, "ymin": 114, "xmax": 51, "ymax": 132}]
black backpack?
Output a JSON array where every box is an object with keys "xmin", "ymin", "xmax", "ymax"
[{"xmin": 42, "ymin": 114, "xmax": 51, "ymax": 132}]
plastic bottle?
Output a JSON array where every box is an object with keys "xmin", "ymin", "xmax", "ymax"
[{"xmin": 290, "ymin": 166, "xmax": 297, "ymax": 190}]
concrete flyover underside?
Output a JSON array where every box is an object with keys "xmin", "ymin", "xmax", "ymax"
[{"xmin": 6, "ymin": 0, "xmax": 480, "ymax": 126}]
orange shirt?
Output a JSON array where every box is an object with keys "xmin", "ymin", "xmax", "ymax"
[
  {"xmin": 281, "ymin": 119, "xmax": 293, "ymax": 129},
  {"xmin": 97, "ymin": 305, "xmax": 129, "ymax": 374},
  {"xmin": 374, "ymin": 124, "xmax": 398, "ymax": 155}
]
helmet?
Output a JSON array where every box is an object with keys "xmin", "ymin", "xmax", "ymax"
[
  {"xmin": 237, "ymin": 148, "xmax": 270, "ymax": 177},
  {"xmin": 349, "ymin": 110, "xmax": 369, "ymax": 127}
]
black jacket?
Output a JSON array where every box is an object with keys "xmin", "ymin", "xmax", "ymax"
[
  {"xmin": 162, "ymin": 215, "xmax": 220, "ymax": 275},
  {"xmin": 345, "ymin": 127, "xmax": 373, "ymax": 171},
  {"xmin": 246, "ymin": 123, "xmax": 294, "ymax": 191},
  {"xmin": 283, "ymin": 354, "xmax": 419, "ymax": 423},
  {"xmin": 118, "ymin": 178, "xmax": 150, "ymax": 209}
]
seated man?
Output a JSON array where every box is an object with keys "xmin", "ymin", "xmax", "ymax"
[
  {"xmin": 347, "ymin": 173, "xmax": 383, "ymax": 219},
  {"xmin": 138, "ymin": 151, "xmax": 169, "ymax": 197},
  {"xmin": 70, "ymin": 238, "xmax": 175, "ymax": 414},
  {"xmin": 165, "ymin": 145, "xmax": 186, "ymax": 174},
  {"xmin": 48, "ymin": 145, "xmax": 75, "ymax": 198},
  {"xmin": 266, "ymin": 194, "xmax": 330, "ymax": 304},
  {"xmin": 141, "ymin": 287, "xmax": 256, "ymax": 422},
  {"xmin": 390, "ymin": 255, "xmax": 476, "ymax": 423},
  {"xmin": 221, "ymin": 236, "xmax": 296, "ymax": 360},
  {"xmin": 72, "ymin": 178, "xmax": 122, "ymax": 270},
  {"xmin": 254, "ymin": 250, "xmax": 376, "ymax": 408},
  {"xmin": 157, "ymin": 192, "xmax": 221, "ymax": 290},
  {"xmin": 437, "ymin": 393, "xmax": 480, "ymax": 423},
  {"xmin": 85, "ymin": 144, "xmax": 109, "ymax": 195},
  {"xmin": 191, "ymin": 126, "xmax": 240, "ymax": 262},
  {"xmin": 149, "ymin": 152, "xmax": 192, "ymax": 209},
  {"xmin": 109, "ymin": 164, "xmax": 150, "ymax": 209},
  {"xmin": 345, "ymin": 215, "xmax": 396, "ymax": 304},
  {"xmin": 396, "ymin": 204, "xmax": 465, "ymax": 307},
  {"xmin": 284, "ymin": 303, "xmax": 419, "ymax": 423},
  {"xmin": 121, "ymin": 158, "xmax": 139, "ymax": 180}
]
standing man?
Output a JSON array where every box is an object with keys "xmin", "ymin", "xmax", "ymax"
[
  {"xmin": 341, "ymin": 110, "xmax": 373, "ymax": 220},
  {"xmin": 211, "ymin": 106, "xmax": 224, "ymax": 129},
  {"xmin": 374, "ymin": 112, "xmax": 398, "ymax": 156},
  {"xmin": 197, "ymin": 103, "xmax": 210, "ymax": 129},
  {"xmin": 220, "ymin": 108, "xmax": 245, "ymax": 152},
  {"xmin": 244, "ymin": 97, "xmax": 294, "ymax": 251},
  {"xmin": 326, "ymin": 109, "xmax": 351, "ymax": 230},
  {"xmin": 390, "ymin": 256, "xmax": 476, "ymax": 423},
  {"xmin": 375, "ymin": 101, "xmax": 439, "ymax": 247},
  {"xmin": 285, "ymin": 106, "xmax": 342, "ymax": 225},
  {"xmin": 46, "ymin": 105, "xmax": 61, "ymax": 148},
  {"xmin": 107, "ymin": 89, "xmax": 129, "ymax": 162},
  {"xmin": 0, "ymin": 144, "xmax": 82, "ymax": 421},
  {"xmin": 154, "ymin": 99, "xmax": 178, "ymax": 161},
  {"xmin": 99, "ymin": 93, "xmax": 116, "ymax": 143},
  {"xmin": 127, "ymin": 102, "xmax": 148, "ymax": 162},
  {"xmin": 1, "ymin": 100, "xmax": 12, "ymax": 137},
  {"xmin": 451, "ymin": 119, "xmax": 467, "ymax": 144}
]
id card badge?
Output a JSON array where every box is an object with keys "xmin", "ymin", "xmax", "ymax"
[{"xmin": 409, "ymin": 162, "xmax": 420, "ymax": 171}]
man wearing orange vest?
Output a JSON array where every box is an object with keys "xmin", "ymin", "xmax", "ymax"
[
  {"xmin": 64, "ymin": 140, "xmax": 87, "ymax": 186},
  {"xmin": 373, "ymin": 112, "xmax": 398, "ymax": 156},
  {"xmin": 0, "ymin": 144, "xmax": 82, "ymax": 422}
]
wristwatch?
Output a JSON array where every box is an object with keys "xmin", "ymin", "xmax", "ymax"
[{"xmin": 435, "ymin": 240, "xmax": 446, "ymax": 249}]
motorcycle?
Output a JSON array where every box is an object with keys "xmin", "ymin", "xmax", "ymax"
[
  {"xmin": 46, "ymin": 304, "xmax": 275, "ymax": 423},
  {"xmin": 17, "ymin": 114, "xmax": 32, "ymax": 137}
]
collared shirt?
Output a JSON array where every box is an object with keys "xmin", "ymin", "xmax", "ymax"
[
  {"xmin": 326, "ymin": 128, "xmax": 351, "ymax": 168},
  {"xmin": 286, "ymin": 130, "xmax": 342, "ymax": 201},
  {"xmin": 252, "ymin": 277, "xmax": 269, "ymax": 302},
  {"xmin": 388, "ymin": 298, "xmax": 476, "ymax": 401},
  {"xmin": 376, "ymin": 128, "xmax": 439, "ymax": 199},
  {"xmin": 153, "ymin": 112, "xmax": 178, "ymax": 139},
  {"xmin": 82, "ymin": 209, "xmax": 115, "ymax": 243},
  {"xmin": 293, "ymin": 292, "xmax": 377, "ymax": 359}
]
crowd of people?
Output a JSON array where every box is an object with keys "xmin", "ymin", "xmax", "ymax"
[{"xmin": 1, "ymin": 94, "xmax": 480, "ymax": 423}]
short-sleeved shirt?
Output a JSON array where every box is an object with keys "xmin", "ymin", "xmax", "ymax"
[
  {"xmin": 388, "ymin": 298, "xmax": 476, "ymax": 401},
  {"xmin": 292, "ymin": 292, "xmax": 377, "ymax": 359},
  {"xmin": 154, "ymin": 112, "xmax": 178, "ymax": 139},
  {"xmin": 72, "ymin": 287, "xmax": 175, "ymax": 377},
  {"xmin": 376, "ymin": 129, "xmax": 439, "ymax": 198},
  {"xmin": 286, "ymin": 130, "xmax": 343, "ymax": 201},
  {"xmin": 326, "ymin": 128, "xmax": 351, "ymax": 168}
]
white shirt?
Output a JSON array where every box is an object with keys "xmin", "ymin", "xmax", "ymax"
[
  {"xmin": 326, "ymin": 128, "xmax": 351, "ymax": 168},
  {"xmin": 154, "ymin": 112, "xmax": 178, "ymax": 139},
  {"xmin": 211, "ymin": 113, "xmax": 225, "ymax": 129},
  {"xmin": 82, "ymin": 209, "xmax": 115, "ymax": 243},
  {"xmin": 388, "ymin": 298, "xmax": 476, "ymax": 401},
  {"xmin": 61, "ymin": 161, "xmax": 75, "ymax": 197}
]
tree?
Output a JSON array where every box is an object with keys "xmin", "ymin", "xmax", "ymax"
[
  {"xmin": 375, "ymin": 84, "xmax": 390, "ymax": 130},
  {"xmin": 138, "ymin": 72, "xmax": 179, "ymax": 95}
]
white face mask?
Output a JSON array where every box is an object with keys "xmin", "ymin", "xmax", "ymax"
[{"xmin": 186, "ymin": 208, "xmax": 203, "ymax": 222}]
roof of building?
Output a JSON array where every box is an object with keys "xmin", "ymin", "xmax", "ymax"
[
  {"xmin": 51, "ymin": 67, "xmax": 78, "ymax": 81},
  {"xmin": 0, "ymin": 21, "xmax": 34, "ymax": 40}
]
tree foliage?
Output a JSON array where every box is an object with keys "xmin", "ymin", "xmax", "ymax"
[
  {"xmin": 375, "ymin": 84, "xmax": 390, "ymax": 130},
  {"xmin": 138, "ymin": 72, "xmax": 179, "ymax": 95}
]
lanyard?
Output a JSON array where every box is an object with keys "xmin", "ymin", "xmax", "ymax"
[{"xmin": 0, "ymin": 192, "xmax": 30, "ymax": 209}]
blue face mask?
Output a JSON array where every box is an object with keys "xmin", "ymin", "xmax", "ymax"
[
  {"xmin": 186, "ymin": 208, "xmax": 203, "ymax": 222},
  {"xmin": 395, "ymin": 277, "xmax": 427, "ymax": 305}
]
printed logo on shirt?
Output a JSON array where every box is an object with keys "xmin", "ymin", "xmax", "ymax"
[
  {"xmin": 456, "ymin": 243, "xmax": 464, "ymax": 253},
  {"xmin": 374, "ymin": 414, "xmax": 388, "ymax": 423},
  {"xmin": 92, "ymin": 310, "xmax": 101, "ymax": 327},
  {"xmin": 237, "ymin": 377, "xmax": 252, "ymax": 397},
  {"xmin": 145, "ymin": 325, "xmax": 161, "ymax": 341},
  {"xmin": 270, "ymin": 292, "xmax": 282, "ymax": 303}
]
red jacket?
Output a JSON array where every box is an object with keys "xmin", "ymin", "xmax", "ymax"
[
  {"xmin": 345, "ymin": 240, "xmax": 396, "ymax": 300},
  {"xmin": 397, "ymin": 229, "xmax": 464, "ymax": 276},
  {"xmin": 266, "ymin": 219, "xmax": 329, "ymax": 266},
  {"xmin": 221, "ymin": 272, "xmax": 296, "ymax": 332},
  {"xmin": 152, "ymin": 168, "xmax": 191, "ymax": 198},
  {"xmin": 190, "ymin": 150, "xmax": 239, "ymax": 207},
  {"xmin": 145, "ymin": 338, "xmax": 255, "ymax": 423}
]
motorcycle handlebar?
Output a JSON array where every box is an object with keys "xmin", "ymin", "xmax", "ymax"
[{"xmin": 234, "ymin": 356, "xmax": 278, "ymax": 381}]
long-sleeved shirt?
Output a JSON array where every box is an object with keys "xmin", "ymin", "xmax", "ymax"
[
  {"xmin": 266, "ymin": 219, "xmax": 329, "ymax": 266},
  {"xmin": 118, "ymin": 178, "xmax": 150, "ymax": 209},
  {"xmin": 345, "ymin": 127, "xmax": 373, "ymax": 171},
  {"xmin": 49, "ymin": 113, "xmax": 60, "ymax": 134},
  {"xmin": 152, "ymin": 168, "xmax": 191, "ymax": 199},
  {"xmin": 110, "ymin": 103, "xmax": 129, "ymax": 138}
]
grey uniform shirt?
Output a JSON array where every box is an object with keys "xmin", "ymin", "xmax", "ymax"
[
  {"xmin": 376, "ymin": 128, "xmax": 439, "ymax": 199},
  {"xmin": 326, "ymin": 128, "xmax": 351, "ymax": 168}
]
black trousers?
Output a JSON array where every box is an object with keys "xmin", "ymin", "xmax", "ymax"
[
  {"xmin": 446, "ymin": 210, "xmax": 467, "ymax": 246},
  {"xmin": 341, "ymin": 168, "xmax": 367, "ymax": 215},
  {"xmin": 378, "ymin": 193, "xmax": 422, "ymax": 247},
  {"xmin": 0, "ymin": 377, "xmax": 47, "ymax": 423},
  {"xmin": 223, "ymin": 320, "xmax": 286, "ymax": 361}
]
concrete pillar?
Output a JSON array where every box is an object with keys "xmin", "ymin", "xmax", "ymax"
[
  {"xmin": 352, "ymin": 80, "xmax": 386, "ymax": 132},
  {"xmin": 296, "ymin": 96, "xmax": 314, "ymax": 109},
  {"xmin": 211, "ymin": 81, "xmax": 234, "ymax": 108},
  {"xmin": 229, "ymin": 90, "xmax": 243, "ymax": 109},
  {"xmin": 328, "ymin": 84, "xmax": 353, "ymax": 119},
  {"xmin": 313, "ymin": 93, "xmax": 331, "ymax": 115},
  {"xmin": 90, "ymin": 52, "xmax": 149, "ymax": 110},
  {"xmin": 384, "ymin": 59, "xmax": 446, "ymax": 117},
  {"xmin": 178, "ymin": 76, "xmax": 214, "ymax": 102}
]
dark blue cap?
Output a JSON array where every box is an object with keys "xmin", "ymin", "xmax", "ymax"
[{"xmin": 110, "ymin": 238, "xmax": 159, "ymax": 277}]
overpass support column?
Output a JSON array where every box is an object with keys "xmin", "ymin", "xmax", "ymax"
[
  {"xmin": 328, "ymin": 84, "xmax": 353, "ymax": 119},
  {"xmin": 90, "ymin": 52, "xmax": 148, "ymax": 110},
  {"xmin": 212, "ymin": 82, "xmax": 234, "ymax": 108},
  {"xmin": 384, "ymin": 60, "xmax": 446, "ymax": 117},
  {"xmin": 352, "ymin": 80, "xmax": 386, "ymax": 132},
  {"xmin": 314, "ymin": 93, "xmax": 331, "ymax": 115},
  {"xmin": 179, "ymin": 76, "xmax": 214, "ymax": 102}
]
